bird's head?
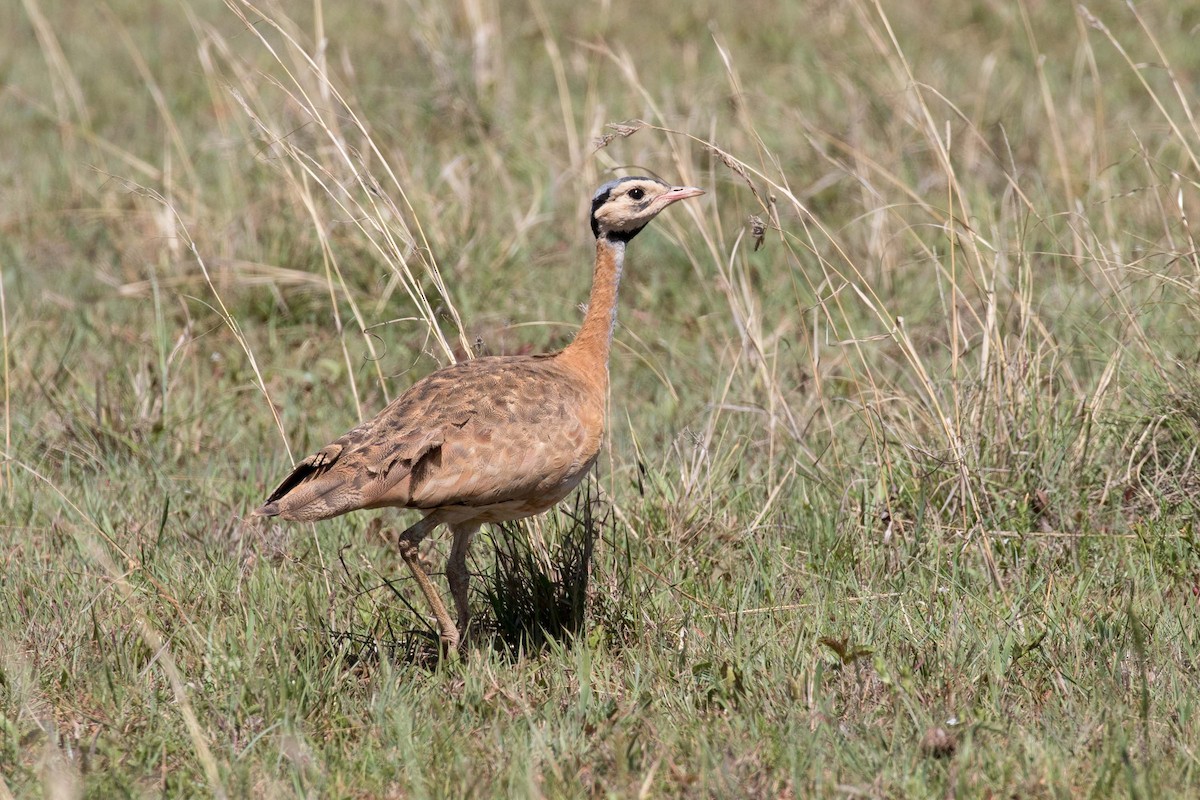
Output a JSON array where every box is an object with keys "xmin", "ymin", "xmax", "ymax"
[{"xmin": 589, "ymin": 177, "xmax": 704, "ymax": 242}]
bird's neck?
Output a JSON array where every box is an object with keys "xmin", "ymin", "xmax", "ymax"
[{"xmin": 564, "ymin": 236, "xmax": 626, "ymax": 374}]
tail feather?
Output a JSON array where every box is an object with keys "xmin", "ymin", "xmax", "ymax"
[
  {"xmin": 256, "ymin": 443, "xmax": 360, "ymax": 522},
  {"xmin": 256, "ymin": 423, "xmax": 440, "ymax": 522},
  {"xmin": 253, "ymin": 501, "xmax": 281, "ymax": 517}
]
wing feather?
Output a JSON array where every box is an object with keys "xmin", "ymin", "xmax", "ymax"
[{"xmin": 256, "ymin": 354, "xmax": 601, "ymax": 521}]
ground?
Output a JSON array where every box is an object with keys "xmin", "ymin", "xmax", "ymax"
[{"xmin": 2, "ymin": 0, "xmax": 1199, "ymax": 797}]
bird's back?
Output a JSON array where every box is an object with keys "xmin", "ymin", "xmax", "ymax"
[{"xmin": 257, "ymin": 352, "xmax": 605, "ymax": 522}]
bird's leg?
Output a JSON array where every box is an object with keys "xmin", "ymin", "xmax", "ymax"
[
  {"xmin": 446, "ymin": 523, "xmax": 480, "ymax": 645},
  {"xmin": 396, "ymin": 516, "xmax": 459, "ymax": 653}
]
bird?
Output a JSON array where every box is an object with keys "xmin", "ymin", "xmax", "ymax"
[{"xmin": 255, "ymin": 177, "xmax": 704, "ymax": 652}]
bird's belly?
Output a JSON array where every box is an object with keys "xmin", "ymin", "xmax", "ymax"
[{"xmin": 437, "ymin": 457, "xmax": 595, "ymax": 524}]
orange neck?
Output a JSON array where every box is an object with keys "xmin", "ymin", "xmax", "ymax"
[{"xmin": 563, "ymin": 237, "xmax": 626, "ymax": 377}]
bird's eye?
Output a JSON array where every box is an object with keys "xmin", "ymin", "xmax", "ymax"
[{"xmin": 628, "ymin": 187, "xmax": 645, "ymax": 201}]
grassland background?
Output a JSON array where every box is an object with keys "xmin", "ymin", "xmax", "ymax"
[{"xmin": 3, "ymin": 0, "xmax": 1200, "ymax": 796}]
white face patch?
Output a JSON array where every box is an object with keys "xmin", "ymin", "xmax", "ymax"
[{"xmin": 590, "ymin": 178, "xmax": 671, "ymax": 240}]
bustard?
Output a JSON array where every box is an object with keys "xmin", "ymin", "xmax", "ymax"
[{"xmin": 255, "ymin": 177, "xmax": 704, "ymax": 651}]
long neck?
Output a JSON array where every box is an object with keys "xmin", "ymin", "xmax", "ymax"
[{"xmin": 565, "ymin": 236, "xmax": 626, "ymax": 369}]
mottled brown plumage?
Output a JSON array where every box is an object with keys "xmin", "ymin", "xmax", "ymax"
[
  {"xmin": 256, "ymin": 177, "xmax": 703, "ymax": 651},
  {"xmin": 259, "ymin": 355, "xmax": 599, "ymax": 522}
]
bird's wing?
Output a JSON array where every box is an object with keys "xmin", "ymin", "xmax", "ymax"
[
  {"xmin": 389, "ymin": 361, "xmax": 602, "ymax": 511},
  {"xmin": 256, "ymin": 355, "xmax": 601, "ymax": 521}
]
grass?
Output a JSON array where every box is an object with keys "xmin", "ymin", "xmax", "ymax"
[{"xmin": 3, "ymin": 0, "xmax": 1200, "ymax": 796}]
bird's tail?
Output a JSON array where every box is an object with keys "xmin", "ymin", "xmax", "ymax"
[{"xmin": 255, "ymin": 444, "xmax": 360, "ymax": 521}]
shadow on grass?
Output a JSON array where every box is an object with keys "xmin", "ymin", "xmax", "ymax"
[{"xmin": 478, "ymin": 481, "xmax": 608, "ymax": 654}]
